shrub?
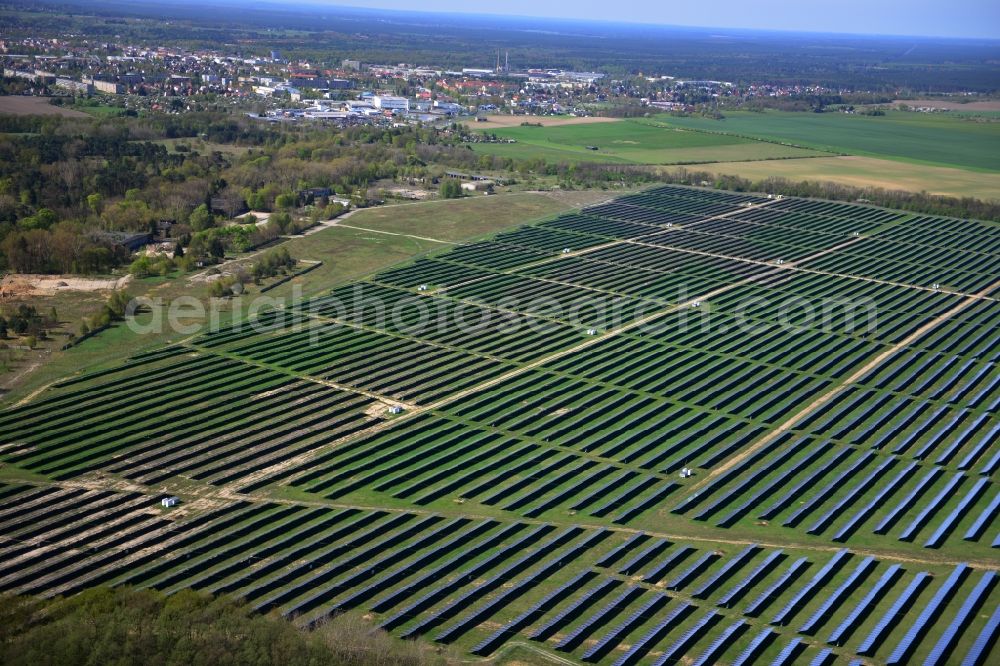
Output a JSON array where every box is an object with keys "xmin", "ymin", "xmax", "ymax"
[{"xmin": 439, "ymin": 180, "xmax": 463, "ymax": 199}]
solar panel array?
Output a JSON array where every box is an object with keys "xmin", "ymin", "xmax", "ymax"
[{"xmin": 2, "ymin": 184, "xmax": 998, "ymax": 664}]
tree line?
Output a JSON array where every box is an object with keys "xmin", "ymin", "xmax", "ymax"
[
  {"xmin": 0, "ymin": 586, "xmax": 454, "ymax": 666},
  {"xmin": 0, "ymin": 114, "xmax": 488, "ymax": 275}
]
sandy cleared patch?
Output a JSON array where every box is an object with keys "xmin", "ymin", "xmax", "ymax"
[
  {"xmin": 240, "ymin": 210, "xmax": 271, "ymax": 226},
  {"xmin": 0, "ymin": 96, "xmax": 89, "ymax": 117},
  {"xmin": 475, "ymin": 114, "xmax": 621, "ymax": 129},
  {"xmin": 0, "ymin": 273, "xmax": 131, "ymax": 297},
  {"xmin": 365, "ymin": 402, "xmax": 393, "ymax": 418},
  {"xmin": 892, "ymin": 99, "xmax": 1000, "ymax": 111}
]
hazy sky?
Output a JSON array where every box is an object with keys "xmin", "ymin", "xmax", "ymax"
[{"xmin": 308, "ymin": 0, "xmax": 1000, "ymax": 39}]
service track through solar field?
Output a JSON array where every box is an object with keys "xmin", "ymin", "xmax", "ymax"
[{"xmin": 2, "ymin": 184, "xmax": 998, "ymax": 665}]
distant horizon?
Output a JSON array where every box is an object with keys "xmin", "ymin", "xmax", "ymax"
[
  {"xmin": 30, "ymin": 0, "xmax": 1000, "ymax": 41},
  {"xmin": 275, "ymin": 0, "xmax": 1000, "ymax": 40}
]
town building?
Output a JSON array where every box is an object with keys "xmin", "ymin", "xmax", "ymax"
[{"xmin": 372, "ymin": 95, "xmax": 409, "ymax": 112}]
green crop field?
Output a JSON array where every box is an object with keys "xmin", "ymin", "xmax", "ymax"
[
  {"xmin": 685, "ymin": 156, "xmax": 1000, "ymax": 201},
  {"xmin": 1, "ymin": 185, "xmax": 998, "ymax": 666},
  {"xmin": 472, "ymin": 119, "xmax": 828, "ymax": 164},
  {"xmin": 471, "ymin": 112, "xmax": 1000, "ymax": 199},
  {"xmin": 652, "ymin": 110, "xmax": 1000, "ymax": 172}
]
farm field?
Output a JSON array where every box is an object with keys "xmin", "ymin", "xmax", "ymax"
[
  {"xmin": 653, "ymin": 110, "xmax": 1000, "ymax": 172},
  {"xmin": 472, "ymin": 119, "xmax": 829, "ymax": 164},
  {"xmin": 474, "ymin": 114, "xmax": 624, "ymax": 129},
  {"xmin": 687, "ymin": 156, "xmax": 1000, "ymax": 201},
  {"xmin": 2, "ymin": 184, "xmax": 999, "ymax": 665},
  {"xmin": 0, "ymin": 96, "xmax": 89, "ymax": 117},
  {"xmin": 894, "ymin": 100, "xmax": 1000, "ymax": 112}
]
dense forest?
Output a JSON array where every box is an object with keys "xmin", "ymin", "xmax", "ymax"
[
  {"xmin": 0, "ymin": 112, "xmax": 530, "ymax": 275},
  {"xmin": 0, "ymin": 587, "xmax": 452, "ymax": 665}
]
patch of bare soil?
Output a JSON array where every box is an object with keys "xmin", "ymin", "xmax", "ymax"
[
  {"xmin": 0, "ymin": 274, "xmax": 131, "ymax": 297},
  {"xmin": 365, "ymin": 402, "xmax": 392, "ymax": 419},
  {"xmin": 0, "ymin": 96, "xmax": 90, "ymax": 117}
]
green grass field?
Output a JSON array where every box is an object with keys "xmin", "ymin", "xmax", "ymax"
[
  {"xmin": 686, "ymin": 155, "xmax": 1000, "ymax": 200},
  {"xmin": 69, "ymin": 102, "xmax": 126, "ymax": 117},
  {"xmin": 273, "ymin": 226, "xmax": 450, "ymax": 299},
  {"xmin": 269, "ymin": 192, "xmax": 610, "ymax": 299},
  {"xmin": 654, "ymin": 110, "xmax": 1000, "ymax": 172},
  {"xmin": 473, "ymin": 112, "xmax": 1000, "ymax": 198},
  {"xmin": 338, "ymin": 191, "xmax": 606, "ymax": 240},
  {"xmin": 473, "ymin": 119, "xmax": 828, "ymax": 164}
]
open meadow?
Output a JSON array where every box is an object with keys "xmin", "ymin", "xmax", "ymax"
[
  {"xmin": 473, "ymin": 112, "xmax": 1000, "ymax": 201},
  {"xmin": 690, "ymin": 155, "xmax": 1000, "ymax": 201},
  {"xmin": 473, "ymin": 118, "xmax": 829, "ymax": 164},
  {"xmin": 474, "ymin": 115, "xmax": 623, "ymax": 129},
  {"xmin": 655, "ymin": 110, "xmax": 1000, "ymax": 172}
]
